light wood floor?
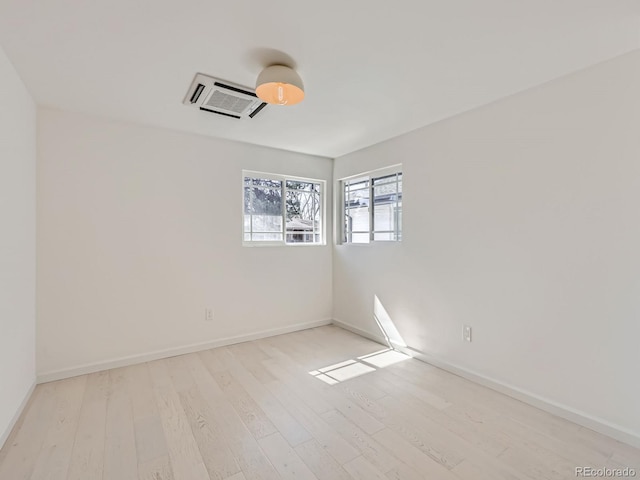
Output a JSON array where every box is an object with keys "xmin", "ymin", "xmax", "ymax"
[{"xmin": 1, "ymin": 326, "xmax": 638, "ymax": 480}]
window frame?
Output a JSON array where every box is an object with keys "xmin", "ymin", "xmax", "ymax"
[
  {"xmin": 242, "ymin": 170, "xmax": 326, "ymax": 247},
  {"xmin": 339, "ymin": 165, "xmax": 402, "ymax": 245}
]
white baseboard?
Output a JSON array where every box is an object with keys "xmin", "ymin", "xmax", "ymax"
[
  {"xmin": 332, "ymin": 318, "xmax": 389, "ymax": 346},
  {"xmin": 37, "ymin": 319, "xmax": 332, "ymax": 384},
  {"xmin": 331, "ymin": 319, "xmax": 640, "ymax": 449},
  {"xmin": 0, "ymin": 381, "xmax": 36, "ymax": 451}
]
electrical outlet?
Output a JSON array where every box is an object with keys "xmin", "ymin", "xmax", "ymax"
[
  {"xmin": 463, "ymin": 325, "xmax": 472, "ymax": 342},
  {"xmin": 205, "ymin": 308, "xmax": 214, "ymax": 321}
]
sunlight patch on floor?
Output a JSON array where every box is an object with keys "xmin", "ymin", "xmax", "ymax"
[
  {"xmin": 318, "ymin": 359, "xmax": 356, "ymax": 372},
  {"xmin": 359, "ymin": 349, "xmax": 410, "ymax": 368},
  {"xmin": 309, "ymin": 348, "xmax": 410, "ymax": 384}
]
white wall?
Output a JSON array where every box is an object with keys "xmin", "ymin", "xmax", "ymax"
[
  {"xmin": 334, "ymin": 50, "xmax": 640, "ymax": 441},
  {"xmin": 0, "ymin": 46, "xmax": 36, "ymax": 446},
  {"xmin": 37, "ymin": 109, "xmax": 333, "ymax": 377}
]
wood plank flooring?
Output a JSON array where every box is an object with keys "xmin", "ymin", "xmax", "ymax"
[{"xmin": 1, "ymin": 325, "xmax": 638, "ymax": 480}]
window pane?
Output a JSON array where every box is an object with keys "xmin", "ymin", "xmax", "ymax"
[
  {"xmin": 251, "ymin": 232, "xmax": 283, "ymax": 241},
  {"xmin": 252, "ymin": 216, "xmax": 282, "ymax": 234},
  {"xmin": 373, "ymin": 182, "xmax": 399, "ymax": 235},
  {"xmin": 344, "ymin": 178, "xmax": 369, "ymax": 243},
  {"xmin": 345, "ymin": 177, "xmax": 368, "ymax": 189},
  {"xmin": 286, "ymin": 182, "xmax": 321, "ymax": 244},
  {"xmin": 372, "ymin": 173, "xmax": 402, "ymax": 241},
  {"xmin": 243, "ymin": 173, "xmax": 324, "ymax": 246},
  {"xmin": 372, "ymin": 173, "xmax": 397, "ymax": 185},
  {"xmin": 244, "ymin": 177, "xmax": 281, "ymax": 189},
  {"xmin": 286, "ymin": 233, "xmax": 316, "ymax": 243},
  {"xmin": 244, "ymin": 186, "xmax": 251, "ymax": 215},
  {"xmin": 345, "ymin": 206, "xmax": 369, "ymax": 232},
  {"xmin": 346, "ymin": 187, "xmax": 369, "ymax": 206},
  {"xmin": 350, "ymin": 233, "xmax": 370, "ymax": 244},
  {"xmin": 244, "ymin": 180, "xmax": 283, "ymax": 242},
  {"xmin": 373, "ymin": 202, "xmax": 395, "ymax": 233},
  {"xmin": 286, "ymin": 180, "xmax": 317, "ymax": 192},
  {"xmin": 244, "ymin": 185, "xmax": 282, "ymax": 215},
  {"xmin": 286, "ymin": 188, "xmax": 320, "ymax": 221},
  {"xmin": 342, "ymin": 169, "xmax": 401, "ymax": 244},
  {"xmin": 373, "ymin": 183, "xmax": 399, "ymax": 200},
  {"xmin": 374, "ymin": 232, "xmax": 394, "ymax": 241}
]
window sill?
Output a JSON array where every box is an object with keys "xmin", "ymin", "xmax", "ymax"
[{"xmin": 242, "ymin": 242, "xmax": 326, "ymax": 248}]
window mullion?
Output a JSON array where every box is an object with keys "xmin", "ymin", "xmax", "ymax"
[
  {"xmin": 249, "ymin": 187, "xmax": 254, "ymax": 241},
  {"xmin": 343, "ymin": 181, "xmax": 347, "ymax": 243},
  {"xmin": 346, "ymin": 181, "xmax": 350, "ymax": 243},
  {"xmin": 282, "ymin": 180, "xmax": 286, "ymax": 244},
  {"xmin": 395, "ymin": 173, "xmax": 399, "ymax": 241},
  {"xmin": 369, "ymin": 177, "xmax": 374, "ymax": 243}
]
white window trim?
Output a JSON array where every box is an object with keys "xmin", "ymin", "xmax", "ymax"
[
  {"xmin": 242, "ymin": 170, "xmax": 326, "ymax": 247},
  {"xmin": 338, "ymin": 164, "xmax": 402, "ymax": 245}
]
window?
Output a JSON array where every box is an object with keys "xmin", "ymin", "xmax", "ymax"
[
  {"xmin": 342, "ymin": 166, "xmax": 402, "ymax": 243},
  {"xmin": 243, "ymin": 171, "xmax": 324, "ymax": 245}
]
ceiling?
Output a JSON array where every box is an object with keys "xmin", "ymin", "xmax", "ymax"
[{"xmin": 0, "ymin": 1, "xmax": 638, "ymax": 158}]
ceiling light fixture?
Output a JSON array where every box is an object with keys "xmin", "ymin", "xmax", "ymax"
[{"xmin": 255, "ymin": 65, "xmax": 304, "ymax": 106}]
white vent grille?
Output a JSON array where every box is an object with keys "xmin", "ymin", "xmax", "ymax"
[
  {"xmin": 206, "ymin": 90, "xmax": 254, "ymax": 114},
  {"xmin": 183, "ymin": 73, "xmax": 267, "ymax": 119}
]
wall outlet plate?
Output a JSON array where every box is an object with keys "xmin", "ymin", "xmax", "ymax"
[
  {"xmin": 463, "ymin": 325, "xmax": 472, "ymax": 342},
  {"xmin": 205, "ymin": 308, "xmax": 214, "ymax": 321}
]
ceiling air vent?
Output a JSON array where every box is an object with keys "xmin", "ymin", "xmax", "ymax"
[{"xmin": 183, "ymin": 73, "xmax": 267, "ymax": 119}]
